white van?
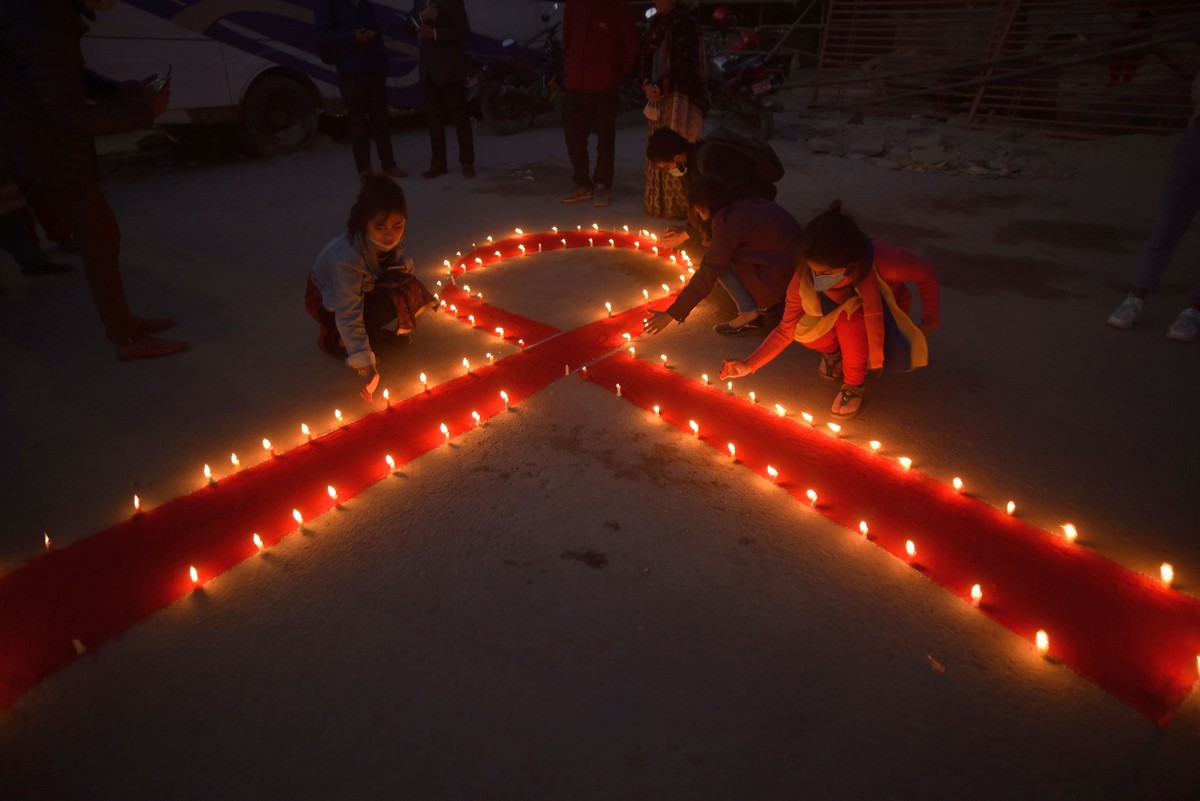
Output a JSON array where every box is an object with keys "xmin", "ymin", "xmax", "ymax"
[{"xmin": 83, "ymin": 0, "xmax": 556, "ymax": 155}]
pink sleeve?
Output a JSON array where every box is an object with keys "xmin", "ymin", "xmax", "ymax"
[
  {"xmin": 874, "ymin": 241, "xmax": 940, "ymax": 330},
  {"xmin": 745, "ymin": 270, "xmax": 804, "ymax": 372}
]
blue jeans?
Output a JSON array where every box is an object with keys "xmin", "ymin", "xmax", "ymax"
[
  {"xmin": 1135, "ymin": 122, "xmax": 1200, "ymax": 299},
  {"xmin": 717, "ymin": 266, "xmax": 758, "ymax": 315}
]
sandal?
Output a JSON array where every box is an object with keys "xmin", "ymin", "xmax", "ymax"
[
  {"xmin": 831, "ymin": 384, "xmax": 864, "ymax": 418},
  {"xmin": 819, "ymin": 349, "xmax": 843, "ymax": 381},
  {"xmin": 115, "ymin": 334, "xmax": 189, "ymax": 361}
]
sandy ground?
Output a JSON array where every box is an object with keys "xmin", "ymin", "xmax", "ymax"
[{"xmin": 1, "ymin": 105, "xmax": 1199, "ymax": 799}]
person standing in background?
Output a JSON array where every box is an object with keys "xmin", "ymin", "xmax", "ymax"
[
  {"xmin": 415, "ymin": 0, "xmax": 475, "ymax": 179},
  {"xmin": 559, "ymin": 0, "xmax": 639, "ymax": 208},
  {"xmin": 317, "ymin": 0, "xmax": 407, "ymax": 178},
  {"xmin": 640, "ymin": 0, "xmax": 707, "ymax": 220}
]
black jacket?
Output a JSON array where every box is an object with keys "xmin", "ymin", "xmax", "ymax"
[{"xmin": 415, "ymin": 0, "xmax": 470, "ymax": 85}]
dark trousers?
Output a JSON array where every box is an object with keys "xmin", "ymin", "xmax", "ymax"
[
  {"xmin": 339, "ymin": 71, "xmax": 395, "ymax": 173},
  {"xmin": 0, "ymin": 209, "xmax": 45, "ymax": 269},
  {"xmin": 424, "ymin": 79, "xmax": 474, "ymax": 169},
  {"xmin": 563, "ymin": 89, "xmax": 618, "ymax": 190}
]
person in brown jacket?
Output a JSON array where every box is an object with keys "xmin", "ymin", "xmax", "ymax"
[
  {"xmin": 0, "ymin": 0, "xmax": 187, "ymax": 359},
  {"xmin": 643, "ymin": 175, "xmax": 803, "ymax": 337}
]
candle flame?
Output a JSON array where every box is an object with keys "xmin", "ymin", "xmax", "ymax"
[
  {"xmin": 653, "ymin": 405, "xmax": 660, "ymax": 416},
  {"xmin": 327, "ymin": 485, "xmax": 337, "ymax": 500},
  {"xmin": 487, "ymin": 235, "xmax": 493, "ymax": 242},
  {"xmin": 952, "ymin": 477, "xmax": 963, "ymax": 492},
  {"xmin": 859, "ymin": 521, "xmax": 869, "ymax": 536},
  {"xmin": 231, "ymin": 453, "xmax": 240, "ymax": 468},
  {"xmin": 487, "ymin": 352, "xmax": 494, "ymax": 363},
  {"xmin": 615, "ymin": 383, "xmax": 622, "ymax": 397},
  {"xmin": 628, "ymin": 347, "xmax": 636, "ymax": 357},
  {"xmin": 1161, "ymin": 563, "xmax": 1174, "ymax": 586},
  {"xmin": 500, "ymin": 390, "xmax": 509, "ymax": 405},
  {"xmin": 623, "ymin": 225, "xmax": 629, "ymax": 232},
  {"xmin": 468, "ymin": 315, "xmax": 475, "ymax": 326},
  {"xmin": 622, "ymin": 332, "xmax": 632, "ymax": 341},
  {"xmin": 702, "ymin": 373, "xmax": 709, "ymax": 384},
  {"xmin": 301, "ymin": 423, "xmax": 310, "ymax": 437},
  {"xmin": 292, "ymin": 509, "xmax": 303, "ymax": 525},
  {"xmin": 462, "ymin": 357, "xmax": 471, "ymax": 372},
  {"xmin": 605, "ymin": 301, "xmax": 612, "ymax": 314},
  {"xmin": 189, "ymin": 565, "xmax": 199, "ymax": 584},
  {"xmin": 133, "ymin": 494, "xmax": 140, "ymax": 511},
  {"xmin": 471, "ymin": 411, "xmax": 481, "ymax": 425},
  {"xmin": 552, "ymin": 226, "xmax": 558, "ymax": 233},
  {"xmin": 493, "ymin": 250, "xmax": 501, "ymax": 258},
  {"xmin": 419, "ymin": 372, "xmax": 428, "ymax": 386},
  {"xmin": 827, "ymin": 423, "xmax": 842, "ymax": 436},
  {"xmin": 727, "ymin": 442, "xmax": 736, "ymax": 458},
  {"xmin": 203, "ymin": 464, "xmax": 212, "ymax": 480},
  {"xmin": 749, "ymin": 391, "xmax": 756, "ymax": 404},
  {"xmin": 474, "ymin": 257, "xmax": 482, "ymax": 265},
  {"xmin": 775, "ymin": 403, "xmax": 786, "ymax": 417},
  {"xmin": 44, "ymin": 532, "xmax": 51, "ymax": 550},
  {"xmin": 868, "ymin": 440, "xmax": 881, "ymax": 452},
  {"xmin": 643, "ymin": 289, "xmax": 649, "ymax": 299},
  {"xmin": 1036, "ymin": 630, "xmax": 1049, "ymax": 654},
  {"xmin": 253, "ymin": 533, "xmax": 264, "ymax": 551},
  {"xmin": 1006, "ymin": 501, "xmax": 1016, "ymax": 515},
  {"xmin": 971, "ymin": 584, "xmax": 982, "ymax": 604},
  {"xmin": 334, "ymin": 409, "xmax": 343, "ymax": 424},
  {"xmin": 898, "ymin": 456, "xmax": 912, "ymax": 471},
  {"xmin": 385, "ymin": 454, "xmax": 396, "ymax": 470},
  {"xmin": 661, "ymin": 283, "xmax": 669, "ymax": 292},
  {"xmin": 262, "ymin": 438, "xmax": 272, "ymax": 451},
  {"xmin": 440, "ymin": 423, "xmax": 449, "ymax": 440},
  {"xmin": 806, "ymin": 489, "xmax": 817, "ymax": 506},
  {"xmin": 495, "ymin": 327, "xmax": 505, "ymax": 339},
  {"xmin": 515, "ymin": 227, "xmax": 524, "ymax": 235},
  {"xmin": 689, "ymin": 420, "xmax": 699, "ymax": 437},
  {"xmin": 592, "ymin": 223, "xmax": 599, "ymax": 231},
  {"xmin": 383, "ymin": 389, "xmax": 390, "ymax": 402},
  {"xmin": 608, "ymin": 239, "xmax": 615, "ymax": 246},
  {"xmin": 766, "ymin": 465, "xmax": 779, "ymax": 481},
  {"xmin": 1061, "ymin": 523, "xmax": 1078, "ymax": 543},
  {"xmin": 801, "ymin": 412, "xmax": 814, "ymax": 426},
  {"xmin": 905, "ymin": 540, "xmax": 916, "ymax": 558},
  {"xmin": 660, "ymin": 354, "xmax": 668, "ymax": 365}
]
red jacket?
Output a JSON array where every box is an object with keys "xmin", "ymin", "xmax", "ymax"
[{"xmin": 563, "ymin": 0, "xmax": 639, "ymax": 93}]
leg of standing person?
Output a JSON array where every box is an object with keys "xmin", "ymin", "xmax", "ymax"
[
  {"xmin": 423, "ymin": 80, "xmax": 449, "ymax": 177},
  {"xmin": 0, "ymin": 209, "xmax": 70, "ymax": 275},
  {"xmin": 1108, "ymin": 123, "xmax": 1200, "ymax": 335},
  {"xmin": 367, "ymin": 71, "xmax": 405, "ymax": 177},
  {"xmin": 340, "ymin": 73, "xmax": 373, "ymax": 175},
  {"xmin": 441, "ymin": 79, "xmax": 475, "ymax": 176},
  {"xmin": 560, "ymin": 90, "xmax": 593, "ymax": 202},
  {"xmin": 591, "ymin": 89, "xmax": 619, "ymax": 207}
]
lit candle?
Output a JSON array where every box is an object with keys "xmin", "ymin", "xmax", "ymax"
[
  {"xmin": 565, "ymin": 364, "xmax": 571, "ymax": 376},
  {"xmin": 462, "ymin": 357, "xmax": 471, "ymax": 374},
  {"xmin": 440, "ymin": 423, "xmax": 450, "ymax": 444},
  {"xmin": 189, "ymin": 565, "xmax": 199, "ymax": 586},
  {"xmin": 605, "ymin": 301, "xmax": 612, "ymax": 317},
  {"xmin": 420, "ymin": 372, "xmax": 428, "ymax": 392},
  {"xmin": 1036, "ymin": 630, "xmax": 1049, "ymax": 655},
  {"xmin": 643, "ymin": 289, "xmax": 649, "ymax": 300},
  {"xmin": 660, "ymin": 283, "xmax": 669, "ymax": 293},
  {"xmin": 495, "ymin": 327, "xmax": 505, "ymax": 340},
  {"xmin": 898, "ymin": 456, "xmax": 912, "ymax": 471},
  {"xmin": 471, "ymin": 410, "xmax": 481, "ymax": 427},
  {"xmin": 474, "ymin": 257, "xmax": 482, "ymax": 265},
  {"xmin": 868, "ymin": 440, "xmax": 881, "ymax": 452},
  {"xmin": 592, "ymin": 223, "xmax": 599, "ymax": 232},
  {"xmin": 515, "ymin": 227, "xmax": 523, "ymax": 235},
  {"xmin": 622, "ymin": 333, "xmax": 632, "ymax": 342},
  {"xmin": 518, "ymin": 244, "xmax": 526, "ymax": 254},
  {"xmin": 806, "ymin": 489, "xmax": 817, "ymax": 507},
  {"xmin": 231, "ymin": 452, "xmax": 240, "ymax": 469},
  {"xmin": 385, "ymin": 454, "xmax": 396, "ymax": 472},
  {"xmin": 905, "ymin": 540, "xmax": 916, "ymax": 559},
  {"xmin": 468, "ymin": 314, "xmax": 475, "ymax": 327},
  {"xmin": 858, "ymin": 521, "xmax": 869, "ymax": 537},
  {"xmin": 653, "ymin": 405, "xmax": 660, "ymax": 417},
  {"xmin": 608, "ymin": 239, "xmax": 615, "ymax": 247},
  {"xmin": 726, "ymin": 381, "xmax": 733, "ymax": 393},
  {"xmin": 44, "ymin": 532, "xmax": 52, "ymax": 551},
  {"xmin": 493, "ymin": 250, "xmax": 501, "ymax": 258},
  {"xmin": 501, "ymin": 390, "xmax": 510, "ymax": 409},
  {"xmin": 383, "ymin": 388, "xmax": 390, "ymax": 407},
  {"xmin": 204, "ymin": 464, "xmax": 213, "ymax": 484},
  {"xmin": 1061, "ymin": 523, "xmax": 1078, "ymax": 543},
  {"xmin": 749, "ymin": 391, "xmax": 756, "ymax": 404},
  {"xmin": 634, "ymin": 241, "xmax": 641, "ymax": 249},
  {"xmin": 766, "ymin": 465, "xmax": 779, "ymax": 483},
  {"xmin": 615, "ymin": 383, "xmax": 622, "ymax": 397},
  {"xmin": 1006, "ymin": 501, "xmax": 1016, "ymax": 515},
  {"xmin": 518, "ymin": 339, "xmax": 525, "ymax": 351},
  {"xmin": 301, "ymin": 423, "xmax": 311, "ymax": 441},
  {"xmin": 133, "ymin": 494, "xmax": 141, "ymax": 513},
  {"xmin": 561, "ymin": 239, "xmax": 567, "ymax": 246},
  {"xmin": 623, "ymin": 225, "xmax": 629, "ymax": 233},
  {"xmin": 443, "ymin": 260, "xmax": 451, "ymax": 269},
  {"xmin": 653, "ymin": 248, "xmax": 660, "ymax": 257},
  {"xmin": 327, "ymin": 485, "xmax": 338, "ymax": 505},
  {"xmin": 588, "ymin": 238, "xmax": 593, "ymax": 247},
  {"xmin": 450, "ymin": 304, "xmax": 458, "ymax": 317},
  {"xmin": 689, "ymin": 420, "xmax": 699, "ymax": 438},
  {"xmin": 970, "ymin": 584, "xmax": 982, "ymax": 606},
  {"xmin": 727, "ymin": 442, "xmax": 736, "ymax": 460},
  {"xmin": 660, "ymin": 354, "xmax": 668, "ymax": 368},
  {"xmin": 1161, "ymin": 563, "xmax": 1174, "ymax": 587},
  {"xmin": 487, "ymin": 352, "xmax": 494, "ymax": 365},
  {"xmin": 952, "ymin": 477, "xmax": 963, "ymax": 492},
  {"xmin": 253, "ymin": 533, "xmax": 264, "ymax": 551},
  {"xmin": 801, "ymin": 412, "xmax": 814, "ymax": 426},
  {"xmin": 463, "ymin": 285, "xmax": 471, "ymax": 294},
  {"xmin": 702, "ymin": 373, "xmax": 709, "ymax": 385},
  {"xmin": 263, "ymin": 438, "xmax": 274, "ymax": 456},
  {"xmin": 827, "ymin": 423, "xmax": 841, "ymax": 437},
  {"xmin": 775, "ymin": 403, "xmax": 786, "ymax": 417},
  {"xmin": 334, "ymin": 409, "xmax": 343, "ymax": 427},
  {"xmin": 628, "ymin": 347, "xmax": 636, "ymax": 357},
  {"xmin": 292, "ymin": 509, "xmax": 304, "ymax": 526},
  {"xmin": 487, "ymin": 235, "xmax": 493, "ymax": 243},
  {"xmin": 551, "ymin": 226, "xmax": 558, "ymax": 234}
]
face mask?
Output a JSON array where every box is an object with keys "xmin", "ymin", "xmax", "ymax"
[
  {"xmin": 367, "ymin": 235, "xmax": 398, "ymax": 252},
  {"xmin": 667, "ymin": 160, "xmax": 687, "ymax": 178},
  {"xmin": 812, "ymin": 271, "xmax": 846, "ymax": 292}
]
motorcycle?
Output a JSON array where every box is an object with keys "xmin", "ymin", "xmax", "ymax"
[
  {"xmin": 470, "ymin": 13, "xmax": 565, "ymax": 136},
  {"xmin": 705, "ymin": 7, "xmax": 792, "ymax": 140}
]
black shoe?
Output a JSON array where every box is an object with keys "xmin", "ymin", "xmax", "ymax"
[
  {"xmin": 21, "ymin": 260, "xmax": 72, "ymax": 276},
  {"xmin": 462, "ymin": 164, "xmax": 476, "ymax": 178},
  {"xmin": 422, "ymin": 166, "xmax": 448, "ymax": 179},
  {"xmin": 713, "ymin": 315, "xmax": 767, "ymax": 336}
]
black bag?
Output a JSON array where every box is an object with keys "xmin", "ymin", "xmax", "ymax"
[{"xmin": 703, "ymin": 125, "xmax": 785, "ymax": 184}]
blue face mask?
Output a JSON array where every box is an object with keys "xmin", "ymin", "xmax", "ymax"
[{"xmin": 812, "ymin": 271, "xmax": 846, "ymax": 292}]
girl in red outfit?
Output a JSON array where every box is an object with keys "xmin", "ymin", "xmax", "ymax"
[{"xmin": 718, "ymin": 202, "xmax": 940, "ymax": 418}]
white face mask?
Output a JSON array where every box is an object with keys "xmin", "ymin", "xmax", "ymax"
[
  {"xmin": 367, "ymin": 235, "xmax": 398, "ymax": 252},
  {"xmin": 667, "ymin": 158, "xmax": 687, "ymax": 178},
  {"xmin": 812, "ymin": 271, "xmax": 846, "ymax": 291}
]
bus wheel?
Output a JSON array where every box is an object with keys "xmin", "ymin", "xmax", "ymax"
[{"xmin": 242, "ymin": 75, "xmax": 318, "ymax": 156}]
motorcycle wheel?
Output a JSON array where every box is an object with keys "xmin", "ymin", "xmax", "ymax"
[
  {"xmin": 742, "ymin": 97, "xmax": 775, "ymax": 141},
  {"xmin": 481, "ymin": 81, "xmax": 535, "ymax": 137}
]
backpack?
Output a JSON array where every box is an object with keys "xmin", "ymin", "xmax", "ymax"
[{"xmin": 702, "ymin": 125, "xmax": 785, "ymax": 184}]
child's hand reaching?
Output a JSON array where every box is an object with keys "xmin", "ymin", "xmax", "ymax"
[
  {"xmin": 718, "ymin": 359, "xmax": 751, "ymax": 381},
  {"xmin": 358, "ymin": 366, "xmax": 380, "ymax": 402}
]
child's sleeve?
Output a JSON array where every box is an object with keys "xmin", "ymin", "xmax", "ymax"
[{"xmin": 328, "ymin": 260, "xmax": 375, "ymax": 369}]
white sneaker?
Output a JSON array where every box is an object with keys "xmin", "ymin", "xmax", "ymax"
[
  {"xmin": 1106, "ymin": 294, "xmax": 1143, "ymax": 329},
  {"xmin": 1166, "ymin": 306, "xmax": 1200, "ymax": 343}
]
